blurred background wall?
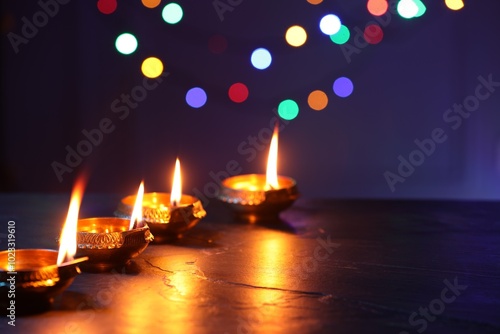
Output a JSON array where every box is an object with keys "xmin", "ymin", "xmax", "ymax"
[{"xmin": 1, "ymin": 0, "xmax": 499, "ymax": 199}]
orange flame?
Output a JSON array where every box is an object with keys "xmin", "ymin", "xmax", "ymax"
[
  {"xmin": 57, "ymin": 178, "xmax": 86, "ymax": 265},
  {"xmin": 266, "ymin": 124, "xmax": 280, "ymax": 190},
  {"xmin": 171, "ymin": 158, "xmax": 182, "ymax": 206},
  {"xmin": 129, "ymin": 181, "xmax": 144, "ymax": 230}
]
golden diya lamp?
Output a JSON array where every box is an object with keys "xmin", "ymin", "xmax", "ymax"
[
  {"xmin": 75, "ymin": 182, "xmax": 154, "ymax": 272},
  {"xmin": 218, "ymin": 125, "xmax": 299, "ymax": 221},
  {"xmin": 0, "ymin": 179, "xmax": 88, "ymax": 314},
  {"xmin": 115, "ymin": 158, "xmax": 206, "ymax": 242}
]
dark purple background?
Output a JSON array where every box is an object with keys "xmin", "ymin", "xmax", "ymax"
[{"xmin": 1, "ymin": 0, "xmax": 500, "ymax": 200}]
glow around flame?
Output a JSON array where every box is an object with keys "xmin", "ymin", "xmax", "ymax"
[
  {"xmin": 266, "ymin": 124, "xmax": 280, "ymax": 189},
  {"xmin": 171, "ymin": 158, "xmax": 182, "ymax": 206},
  {"xmin": 129, "ymin": 181, "xmax": 144, "ymax": 230},
  {"xmin": 57, "ymin": 177, "xmax": 86, "ymax": 265}
]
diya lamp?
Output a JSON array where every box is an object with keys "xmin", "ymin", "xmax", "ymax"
[
  {"xmin": 115, "ymin": 158, "xmax": 207, "ymax": 242},
  {"xmin": 75, "ymin": 181, "xmax": 154, "ymax": 273},
  {"xmin": 218, "ymin": 124, "xmax": 299, "ymax": 221},
  {"xmin": 0, "ymin": 180, "xmax": 88, "ymax": 314}
]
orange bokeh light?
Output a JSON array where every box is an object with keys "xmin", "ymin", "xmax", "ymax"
[
  {"xmin": 308, "ymin": 90, "xmax": 328, "ymax": 111},
  {"xmin": 367, "ymin": 0, "xmax": 389, "ymax": 16}
]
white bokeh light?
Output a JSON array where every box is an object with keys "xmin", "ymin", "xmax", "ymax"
[
  {"xmin": 115, "ymin": 33, "xmax": 138, "ymax": 55},
  {"xmin": 397, "ymin": 0, "xmax": 419, "ymax": 19},
  {"xmin": 319, "ymin": 14, "xmax": 341, "ymax": 35},
  {"xmin": 251, "ymin": 48, "xmax": 272, "ymax": 70}
]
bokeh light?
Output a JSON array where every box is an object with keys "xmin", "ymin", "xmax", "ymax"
[
  {"xmin": 228, "ymin": 83, "xmax": 249, "ymax": 103},
  {"xmin": 319, "ymin": 14, "xmax": 341, "ymax": 35},
  {"xmin": 278, "ymin": 99, "xmax": 299, "ymax": 120},
  {"xmin": 414, "ymin": 0, "xmax": 426, "ymax": 17},
  {"xmin": 97, "ymin": 0, "xmax": 117, "ymax": 14},
  {"xmin": 141, "ymin": 57, "xmax": 163, "ymax": 78},
  {"xmin": 285, "ymin": 25, "xmax": 307, "ymax": 47},
  {"xmin": 445, "ymin": 0, "xmax": 464, "ymax": 10},
  {"xmin": 308, "ymin": 90, "xmax": 328, "ymax": 111},
  {"xmin": 367, "ymin": 0, "xmax": 389, "ymax": 16},
  {"xmin": 186, "ymin": 87, "xmax": 207, "ymax": 108},
  {"xmin": 142, "ymin": 0, "xmax": 161, "ymax": 9},
  {"xmin": 115, "ymin": 33, "xmax": 138, "ymax": 55},
  {"xmin": 208, "ymin": 34, "xmax": 228, "ymax": 54},
  {"xmin": 162, "ymin": 3, "xmax": 183, "ymax": 24},
  {"xmin": 397, "ymin": 0, "xmax": 419, "ymax": 19},
  {"xmin": 307, "ymin": 0, "xmax": 323, "ymax": 4},
  {"xmin": 364, "ymin": 24, "xmax": 383, "ymax": 44},
  {"xmin": 251, "ymin": 48, "xmax": 272, "ymax": 70},
  {"xmin": 330, "ymin": 25, "xmax": 350, "ymax": 44},
  {"xmin": 333, "ymin": 77, "xmax": 354, "ymax": 98}
]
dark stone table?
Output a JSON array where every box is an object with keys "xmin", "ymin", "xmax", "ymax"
[{"xmin": 1, "ymin": 194, "xmax": 499, "ymax": 333}]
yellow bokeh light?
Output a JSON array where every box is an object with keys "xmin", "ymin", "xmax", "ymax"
[
  {"xmin": 142, "ymin": 0, "xmax": 161, "ymax": 9},
  {"xmin": 141, "ymin": 57, "xmax": 163, "ymax": 78},
  {"xmin": 285, "ymin": 25, "xmax": 307, "ymax": 47},
  {"xmin": 307, "ymin": 0, "xmax": 323, "ymax": 4},
  {"xmin": 445, "ymin": 0, "xmax": 464, "ymax": 10},
  {"xmin": 308, "ymin": 90, "xmax": 328, "ymax": 111}
]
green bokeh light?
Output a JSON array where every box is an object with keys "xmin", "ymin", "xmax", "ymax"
[
  {"xmin": 278, "ymin": 99, "xmax": 299, "ymax": 120},
  {"xmin": 330, "ymin": 25, "xmax": 350, "ymax": 45},
  {"xmin": 414, "ymin": 0, "xmax": 426, "ymax": 17}
]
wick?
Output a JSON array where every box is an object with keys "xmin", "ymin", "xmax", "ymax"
[
  {"xmin": 172, "ymin": 200, "xmax": 178, "ymax": 207},
  {"xmin": 265, "ymin": 183, "xmax": 275, "ymax": 191},
  {"xmin": 135, "ymin": 219, "xmax": 143, "ymax": 229}
]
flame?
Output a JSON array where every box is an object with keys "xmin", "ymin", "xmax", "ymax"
[
  {"xmin": 171, "ymin": 158, "xmax": 182, "ymax": 206},
  {"xmin": 265, "ymin": 124, "xmax": 280, "ymax": 190},
  {"xmin": 57, "ymin": 178, "xmax": 86, "ymax": 265},
  {"xmin": 129, "ymin": 181, "xmax": 144, "ymax": 230}
]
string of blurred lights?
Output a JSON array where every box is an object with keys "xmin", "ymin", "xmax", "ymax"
[{"xmin": 99, "ymin": 0, "xmax": 465, "ymax": 119}]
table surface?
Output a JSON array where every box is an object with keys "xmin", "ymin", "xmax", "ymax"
[{"xmin": 0, "ymin": 193, "xmax": 499, "ymax": 334}]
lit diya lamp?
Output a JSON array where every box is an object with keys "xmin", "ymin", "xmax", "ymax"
[
  {"xmin": 218, "ymin": 124, "xmax": 299, "ymax": 221},
  {"xmin": 75, "ymin": 181, "xmax": 153, "ymax": 272},
  {"xmin": 115, "ymin": 158, "xmax": 207, "ymax": 242},
  {"xmin": 0, "ymin": 179, "xmax": 88, "ymax": 314}
]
